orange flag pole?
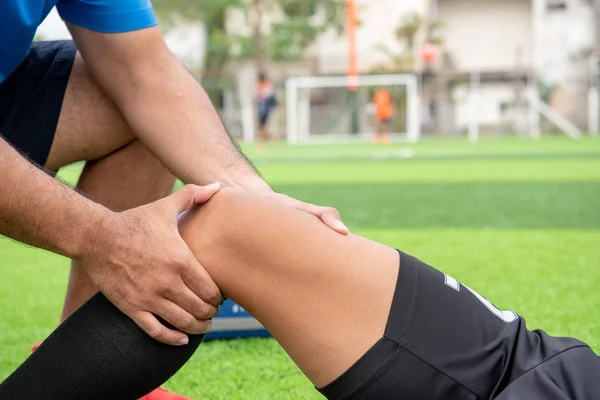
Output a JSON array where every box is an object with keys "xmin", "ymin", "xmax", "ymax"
[{"xmin": 345, "ymin": 0, "xmax": 358, "ymax": 91}]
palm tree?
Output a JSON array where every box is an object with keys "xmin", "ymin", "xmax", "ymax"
[
  {"xmin": 395, "ymin": 13, "xmax": 422, "ymax": 57},
  {"xmin": 374, "ymin": 12, "xmax": 444, "ymax": 72}
]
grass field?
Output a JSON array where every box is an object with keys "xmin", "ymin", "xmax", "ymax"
[{"xmin": 1, "ymin": 136, "xmax": 599, "ymax": 399}]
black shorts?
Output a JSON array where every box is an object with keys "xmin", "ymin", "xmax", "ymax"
[
  {"xmin": 0, "ymin": 40, "xmax": 76, "ymax": 167},
  {"xmin": 319, "ymin": 251, "xmax": 600, "ymax": 399}
]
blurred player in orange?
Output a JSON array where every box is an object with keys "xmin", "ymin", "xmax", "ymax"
[{"xmin": 373, "ymin": 89, "xmax": 393, "ymax": 144}]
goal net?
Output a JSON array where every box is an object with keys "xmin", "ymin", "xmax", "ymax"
[{"xmin": 285, "ymin": 74, "xmax": 420, "ymax": 144}]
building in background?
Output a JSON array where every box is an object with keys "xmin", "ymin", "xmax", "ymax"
[
  {"xmin": 308, "ymin": 0, "xmax": 595, "ymax": 136},
  {"xmin": 245, "ymin": 0, "xmax": 596, "ymax": 138},
  {"xmin": 431, "ymin": 0, "xmax": 594, "ymax": 135}
]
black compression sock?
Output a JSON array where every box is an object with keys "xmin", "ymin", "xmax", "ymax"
[{"xmin": 0, "ymin": 293, "xmax": 203, "ymax": 400}]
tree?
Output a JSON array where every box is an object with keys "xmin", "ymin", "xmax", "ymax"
[
  {"xmin": 153, "ymin": 0, "xmax": 243, "ymax": 79},
  {"xmin": 373, "ymin": 12, "xmax": 444, "ymax": 73},
  {"xmin": 153, "ymin": 0, "xmax": 345, "ymax": 131},
  {"xmin": 395, "ymin": 12, "xmax": 422, "ymax": 59},
  {"xmin": 153, "ymin": 0, "xmax": 345, "ymax": 74},
  {"xmin": 269, "ymin": 0, "xmax": 345, "ymax": 62}
]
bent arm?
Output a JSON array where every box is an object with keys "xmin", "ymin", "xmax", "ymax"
[
  {"xmin": 66, "ymin": 24, "xmax": 349, "ymax": 235},
  {"xmin": 0, "ymin": 138, "xmax": 110, "ymax": 260},
  {"xmin": 68, "ymin": 25, "xmax": 269, "ymax": 192}
]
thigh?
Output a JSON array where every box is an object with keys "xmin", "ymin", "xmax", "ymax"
[
  {"xmin": 0, "ymin": 41, "xmax": 135, "ymax": 171},
  {"xmin": 45, "ymin": 52, "xmax": 135, "ymax": 170},
  {"xmin": 319, "ymin": 338, "xmax": 479, "ymax": 400},
  {"xmin": 320, "ymin": 252, "xmax": 597, "ymax": 399},
  {"xmin": 385, "ymin": 254, "xmax": 592, "ymax": 399}
]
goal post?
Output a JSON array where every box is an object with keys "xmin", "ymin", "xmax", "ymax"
[{"xmin": 285, "ymin": 74, "xmax": 421, "ymax": 144}]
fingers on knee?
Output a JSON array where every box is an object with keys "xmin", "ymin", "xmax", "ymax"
[{"xmin": 193, "ymin": 188, "xmax": 249, "ymax": 238}]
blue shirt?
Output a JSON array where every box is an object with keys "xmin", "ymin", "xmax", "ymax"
[{"xmin": 0, "ymin": 0, "xmax": 158, "ymax": 84}]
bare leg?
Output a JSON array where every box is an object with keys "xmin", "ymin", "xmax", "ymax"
[
  {"xmin": 258, "ymin": 125, "xmax": 267, "ymax": 142},
  {"xmin": 257, "ymin": 124, "xmax": 270, "ymax": 151},
  {"xmin": 42, "ymin": 53, "xmax": 176, "ymax": 321},
  {"xmin": 45, "ymin": 53, "xmax": 136, "ymax": 170},
  {"xmin": 374, "ymin": 119, "xmax": 383, "ymax": 143},
  {"xmin": 179, "ymin": 188, "xmax": 399, "ymax": 388}
]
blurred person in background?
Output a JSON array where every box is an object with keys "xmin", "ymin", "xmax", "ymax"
[
  {"xmin": 256, "ymin": 72, "xmax": 278, "ymax": 146},
  {"xmin": 373, "ymin": 88, "xmax": 393, "ymax": 144},
  {"xmin": 0, "ymin": 2, "xmax": 347, "ymax": 399}
]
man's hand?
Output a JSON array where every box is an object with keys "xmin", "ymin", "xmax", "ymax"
[
  {"xmin": 79, "ymin": 183, "xmax": 224, "ymax": 346},
  {"xmin": 266, "ymin": 193, "xmax": 349, "ymax": 235}
]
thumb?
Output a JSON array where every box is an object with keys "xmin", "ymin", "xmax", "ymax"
[
  {"xmin": 164, "ymin": 183, "xmax": 221, "ymax": 214},
  {"xmin": 191, "ymin": 182, "xmax": 222, "ymax": 204},
  {"xmin": 290, "ymin": 199, "xmax": 349, "ymax": 235},
  {"xmin": 319, "ymin": 210, "xmax": 350, "ymax": 235}
]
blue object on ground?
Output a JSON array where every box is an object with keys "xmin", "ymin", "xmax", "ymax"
[{"xmin": 203, "ymin": 299, "xmax": 270, "ymax": 340}]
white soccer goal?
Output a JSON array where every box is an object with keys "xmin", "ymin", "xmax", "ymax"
[{"xmin": 285, "ymin": 74, "xmax": 420, "ymax": 144}]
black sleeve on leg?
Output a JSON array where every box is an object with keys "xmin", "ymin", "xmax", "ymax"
[{"xmin": 0, "ymin": 293, "xmax": 203, "ymax": 400}]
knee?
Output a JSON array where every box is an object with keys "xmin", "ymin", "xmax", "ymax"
[{"xmin": 178, "ymin": 187, "xmax": 257, "ymax": 261}]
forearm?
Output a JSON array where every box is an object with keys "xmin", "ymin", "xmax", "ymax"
[
  {"xmin": 119, "ymin": 59, "xmax": 267, "ymax": 190},
  {"xmin": 68, "ymin": 25, "xmax": 268, "ymax": 191},
  {"xmin": 0, "ymin": 139, "xmax": 110, "ymax": 259}
]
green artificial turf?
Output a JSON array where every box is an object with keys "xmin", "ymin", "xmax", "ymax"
[{"xmin": 1, "ymin": 137, "xmax": 598, "ymax": 399}]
